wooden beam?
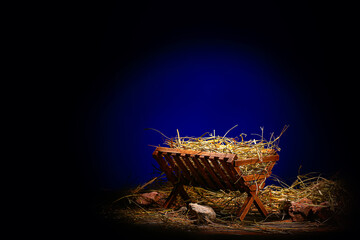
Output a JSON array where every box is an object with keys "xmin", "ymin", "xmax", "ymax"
[
  {"xmin": 191, "ymin": 155, "xmax": 217, "ymax": 189},
  {"xmin": 234, "ymin": 155, "xmax": 279, "ymax": 166},
  {"xmin": 209, "ymin": 157, "xmax": 235, "ymax": 191},
  {"xmin": 237, "ymin": 195, "xmax": 254, "ymax": 221},
  {"xmin": 200, "ymin": 156, "xmax": 226, "ymax": 190},
  {"xmin": 156, "ymin": 147, "xmax": 236, "ymax": 160},
  {"xmin": 250, "ymin": 191, "xmax": 268, "ymax": 217}
]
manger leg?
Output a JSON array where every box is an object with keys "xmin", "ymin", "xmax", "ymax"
[
  {"xmin": 237, "ymin": 194, "xmax": 254, "ymax": 221},
  {"xmin": 178, "ymin": 185, "xmax": 191, "ymax": 205},
  {"xmin": 164, "ymin": 184, "xmax": 181, "ymax": 208},
  {"xmin": 250, "ymin": 191, "xmax": 268, "ymax": 217}
]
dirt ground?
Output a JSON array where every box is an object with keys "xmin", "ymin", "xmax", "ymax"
[{"xmin": 93, "ymin": 190, "xmax": 352, "ymax": 239}]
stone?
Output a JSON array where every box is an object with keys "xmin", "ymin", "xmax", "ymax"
[
  {"xmin": 188, "ymin": 203, "xmax": 216, "ymax": 224},
  {"xmin": 288, "ymin": 198, "xmax": 313, "ymax": 222},
  {"xmin": 279, "ymin": 200, "xmax": 291, "ymax": 219},
  {"xmin": 309, "ymin": 201, "xmax": 333, "ymax": 222},
  {"xmin": 286, "ymin": 199, "xmax": 335, "ymax": 222},
  {"xmin": 177, "ymin": 206, "xmax": 188, "ymax": 214},
  {"xmin": 135, "ymin": 191, "xmax": 167, "ymax": 206}
]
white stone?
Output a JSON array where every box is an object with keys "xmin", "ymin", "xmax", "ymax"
[{"xmin": 188, "ymin": 203, "xmax": 216, "ymax": 223}]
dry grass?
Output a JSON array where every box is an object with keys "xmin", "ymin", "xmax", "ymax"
[
  {"xmin": 261, "ymin": 173, "xmax": 350, "ymax": 216},
  {"xmin": 118, "ymin": 126, "xmax": 351, "ymax": 229},
  {"xmin": 163, "ymin": 125, "xmax": 288, "ymax": 159},
  {"xmin": 113, "ymin": 172, "xmax": 350, "ymax": 225},
  {"xmin": 148, "ymin": 125, "xmax": 288, "ymax": 176}
]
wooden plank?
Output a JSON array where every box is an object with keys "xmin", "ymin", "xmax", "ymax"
[
  {"xmin": 192, "ymin": 155, "xmax": 217, "ymax": 189},
  {"xmin": 163, "ymin": 183, "xmax": 191, "ymax": 208},
  {"xmin": 156, "ymin": 147, "xmax": 236, "ymax": 160},
  {"xmin": 178, "ymin": 184, "xmax": 191, "ymax": 204},
  {"xmin": 250, "ymin": 191, "xmax": 268, "ymax": 217},
  {"xmin": 181, "ymin": 154, "xmax": 206, "ymax": 186},
  {"xmin": 164, "ymin": 154, "xmax": 180, "ymax": 180},
  {"xmin": 163, "ymin": 184, "xmax": 181, "ymax": 208},
  {"xmin": 242, "ymin": 173, "xmax": 268, "ymax": 182},
  {"xmin": 234, "ymin": 155, "xmax": 279, "ymax": 167},
  {"xmin": 209, "ymin": 157, "xmax": 235, "ymax": 191},
  {"xmin": 152, "ymin": 151, "xmax": 178, "ymax": 184},
  {"xmin": 220, "ymin": 160, "xmax": 244, "ymax": 191},
  {"xmin": 225, "ymin": 163, "xmax": 244, "ymax": 190},
  {"xmin": 249, "ymin": 181, "xmax": 266, "ymax": 191},
  {"xmin": 237, "ymin": 195, "xmax": 254, "ymax": 221},
  {"xmin": 226, "ymin": 154, "xmax": 238, "ymax": 164},
  {"xmin": 233, "ymin": 165, "xmax": 242, "ymax": 176},
  {"xmin": 199, "ymin": 156, "xmax": 225, "ymax": 190},
  {"xmin": 228, "ymin": 166, "xmax": 246, "ymax": 192},
  {"xmin": 153, "ymin": 150, "xmax": 191, "ymax": 208},
  {"xmin": 172, "ymin": 154, "xmax": 192, "ymax": 183},
  {"xmin": 237, "ymin": 191, "xmax": 268, "ymax": 220}
]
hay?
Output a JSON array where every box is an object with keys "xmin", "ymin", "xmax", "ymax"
[
  {"xmin": 164, "ymin": 125, "xmax": 288, "ymax": 159},
  {"xmin": 138, "ymin": 126, "xmax": 349, "ymax": 224},
  {"xmin": 148, "ymin": 125, "xmax": 288, "ymax": 176},
  {"xmin": 261, "ymin": 173, "xmax": 350, "ymax": 215},
  {"xmin": 113, "ymin": 173, "xmax": 349, "ymax": 225}
]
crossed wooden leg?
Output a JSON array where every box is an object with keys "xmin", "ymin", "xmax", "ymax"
[
  {"xmin": 237, "ymin": 191, "xmax": 268, "ymax": 220},
  {"xmin": 163, "ymin": 183, "xmax": 191, "ymax": 208}
]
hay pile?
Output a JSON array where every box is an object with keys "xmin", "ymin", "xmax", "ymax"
[
  {"xmin": 113, "ymin": 173, "xmax": 350, "ymax": 224},
  {"xmin": 164, "ymin": 125, "xmax": 288, "ymax": 158},
  {"xmin": 138, "ymin": 126, "xmax": 350, "ymax": 224},
  {"xmin": 261, "ymin": 173, "xmax": 350, "ymax": 216},
  {"xmin": 148, "ymin": 125, "xmax": 288, "ymax": 176}
]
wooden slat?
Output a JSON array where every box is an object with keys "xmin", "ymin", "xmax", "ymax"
[
  {"xmin": 209, "ymin": 157, "xmax": 235, "ymax": 191},
  {"xmin": 250, "ymin": 191, "xmax": 268, "ymax": 217},
  {"xmin": 226, "ymin": 154, "xmax": 238, "ymax": 164},
  {"xmin": 237, "ymin": 195, "xmax": 254, "ymax": 221},
  {"xmin": 191, "ymin": 155, "xmax": 217, "ymax": 189},
  {"xmin": 156, "ymin": 147, "xmax": 236, "ymax": 160},
  {"xmin": 242, "ymin": 173, "xmax": 268, "ymax": 182},
  {"xmin": 178, "ymin": 184, "xmax": 191, "ymax": 204},
  {"xmin": 220, "ymin": 160, "xmax": 244, "ymax": 190},
  {"xmin": 163, "ymin": 184, "xmax": 180, "ymax": 208},
  {"xmin": 249, "ymin": 181, "xmax": 266, "ymax": 191},
  {"xmin": 172, "ymin": 154, "xmax": 192, "ymax": 183},
  {"xmin": 228, "ymin": 166, "xmax": 246, "ymax": 191},
  {"xmin": 152, "ymin": 151, "xmax": 178, "ymax": 184},
  {"xmin": 234, "ymin": 155, "xmax": 279, "ymax": 167},
  {"xmin": 181, "ymin": 154, "xmax": 206, "ymax": 186},
  {"xmin": 258, "ymin": 161, "xmax": 275, "ymax": 180},
  {"xmin": 163, "ymin": 182, "xmax": 191, "ymax": 208},
  {"xmin": 199, "ymin": 156, "xmax": 225, "ymax": 189},
  {"xmin": 164, "ymin": 154, "xmax": 180, "ymax": 179}
]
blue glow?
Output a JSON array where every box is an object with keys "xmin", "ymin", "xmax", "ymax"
[{"xmin": 88, "ymin": 41, "xmax": 333, "ymax": 189}]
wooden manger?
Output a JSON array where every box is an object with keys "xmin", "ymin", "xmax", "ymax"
[{"xmin": 152, "ymin": 146, "xmax": 279, "ymax": 220}]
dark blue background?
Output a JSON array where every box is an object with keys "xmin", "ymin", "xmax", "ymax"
[{"xmin": 67, "ymin": 2, "xmax": 352, "ymax": 191}]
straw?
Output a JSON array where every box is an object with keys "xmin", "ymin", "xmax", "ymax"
[
  {"xmin": 159, "ymin": 125, "xmax": 288, "ymax": 176},
  {"xmin": 113, "ymin": 172, "xmax": 349, "ymax": 225}
]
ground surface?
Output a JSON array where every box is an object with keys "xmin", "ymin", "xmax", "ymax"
[{"xmin": 93, "ymin": 190, "xmax": 351, "ymax": 239}]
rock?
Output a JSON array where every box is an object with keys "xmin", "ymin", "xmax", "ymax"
[
  {"xmin": 177, "ymin": 206, "xmax": 188, "ymax": 214},
  {"xmin": 287, "ymin": 198, "xmax": 335, "ymax": 222},
  {"xmin": 309, "ymin": 201, "xmax": 333, "ymax": 222},
  {"xmin": 288, "ymin": 198, "xmax": 313, "ymax": 222},
  {"xmin": 279, "ymin": 200, "xmax": 291, "ymax": 219},
  {"xmin": 135, "ymin": 191, "xmax": 166, "ymax": 206},
  {"xmin": 188, "ymin": 203, "xmax": 216, "ymax": 224}
]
